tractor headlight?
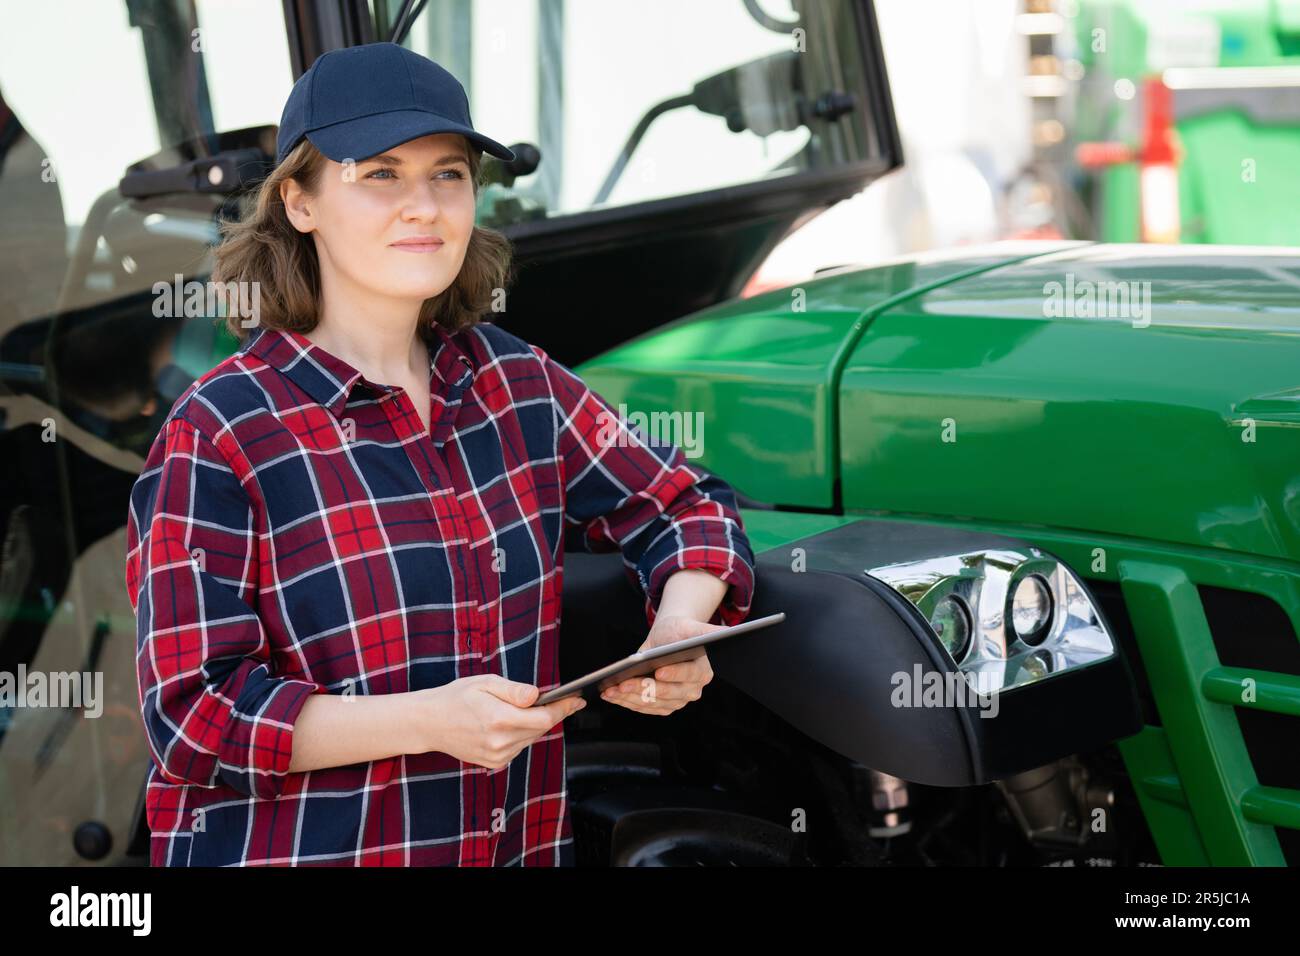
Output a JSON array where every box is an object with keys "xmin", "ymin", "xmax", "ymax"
[
  {"xmin": 929, "ymin": 594, "xmax": 973, "ymax": 663},
  {"xmin": 1008, "ymin": 573, "xmax": 1053, "ymax": 646},
  {"xmin": 867, "ymin": 547, "xmax": 1115, "ymax": 694}
]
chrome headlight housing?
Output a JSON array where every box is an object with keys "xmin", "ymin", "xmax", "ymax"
[{"xmin": 868, "ymin": 548, "xmax": 1116, "ymax": 694}]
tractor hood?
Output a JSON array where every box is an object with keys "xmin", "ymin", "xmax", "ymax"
[
  {"xmin": 838, "ymin": 243, "xmax": 1300, "ymax": 562},
  {"xmin": 580, "ymin": 241, "xmax": 1300, "ymax": 562},
  {"xmin": 575, "ymin": 241, "xmax": 1083, "ymax": 510}
]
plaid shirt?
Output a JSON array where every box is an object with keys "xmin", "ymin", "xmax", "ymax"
[{"xmin": 124, "ymin": 321, "xmax": 755, "ymax": 866}]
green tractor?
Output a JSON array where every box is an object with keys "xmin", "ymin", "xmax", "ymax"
[{"xmin": 570, "ymin": 239, "xmax": 1300, "ymax": 865}]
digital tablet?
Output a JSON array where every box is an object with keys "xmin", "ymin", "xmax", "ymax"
[{"xmin": 534, "ymin": 612, "xmax": 786, "ymax": 706}]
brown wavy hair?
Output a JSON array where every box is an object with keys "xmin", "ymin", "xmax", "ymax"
[{"xmin": 212, "ymin": 136, "xmax": 513, "ymax": 341}]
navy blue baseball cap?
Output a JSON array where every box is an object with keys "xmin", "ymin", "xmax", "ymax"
[{"xmin": 275, "ymin": 41, "xmax": 515, "ymax": 167}]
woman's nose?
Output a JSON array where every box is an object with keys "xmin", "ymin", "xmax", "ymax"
[{"xmin": 399, "ymin": 183, "xmax": 443, "ymax": 220}]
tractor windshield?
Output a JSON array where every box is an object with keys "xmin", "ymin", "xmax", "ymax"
[{"xmin": 372, "ymin": 0, "xmax": 888, "ymax": 225}]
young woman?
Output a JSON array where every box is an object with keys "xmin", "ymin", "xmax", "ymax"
[{"xmin": 124, "ymin": 42, "xmax": 755, "ymax": 866}]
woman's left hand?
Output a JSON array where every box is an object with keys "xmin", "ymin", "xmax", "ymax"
[{"xmin": 599, "ymin": 614, "xmax": 721, "ymax": 715}]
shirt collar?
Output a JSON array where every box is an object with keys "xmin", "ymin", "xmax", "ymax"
[{"xmin": 242, "ymin": 323, "xmax": 477, "ymax": 419}]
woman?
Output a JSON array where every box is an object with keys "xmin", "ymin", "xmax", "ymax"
[{"xmin": 124, "ymin": 41, "xmax": 755, "ymax": 866}]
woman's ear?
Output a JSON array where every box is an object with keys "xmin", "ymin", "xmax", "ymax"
[{"xmin": 280, "ymin": 177, "xmax": 314, "ymax": 234}]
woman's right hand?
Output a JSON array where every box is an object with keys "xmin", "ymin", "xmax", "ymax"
[{"xmin": 409, "ymin": 676, "xmax": 586, "ymax": 770}]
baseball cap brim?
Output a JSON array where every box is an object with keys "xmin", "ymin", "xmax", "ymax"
[{"xmin": 305, "ymin": 109, "xmax": 516, "ymax": 165}]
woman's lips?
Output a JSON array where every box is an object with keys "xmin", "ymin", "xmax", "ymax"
[{"xmin": 390, "ymin": 239, "xmax": 445, "ymax": 253}]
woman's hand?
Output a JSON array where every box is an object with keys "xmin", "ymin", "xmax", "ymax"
[
  {"xmin": 411, "ymin": 675, "xmax": 585, "ymax": 770},
  {"xmin": 599, "ymin": 614, "xmax": 721, "ymax": 715}
]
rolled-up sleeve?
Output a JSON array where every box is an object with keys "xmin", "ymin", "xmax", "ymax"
[
  {"xmin": 536, "ymin": 345, "xmax": 756, "ymax": 628},
  {"xmin": 125, "ymin": 416, "xmax": 322, "ymax": 799}
]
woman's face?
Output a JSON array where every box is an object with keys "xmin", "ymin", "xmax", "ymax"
[{"xmin": 283, "ymin": 132, "xmax": 476, "ymax": 307}]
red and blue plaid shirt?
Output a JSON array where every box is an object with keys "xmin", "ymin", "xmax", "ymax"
[{"xmin": 124, "ymin": 320, "xmax": 755, "ymax": 866}]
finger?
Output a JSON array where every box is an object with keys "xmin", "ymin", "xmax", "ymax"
[
  {"xmin": 531, "ymin": 695, "xmax": 587, "ymax": 729},
  {"xmin": 480, "ymin": 677, "xmax": 540, "ymax": 708},
  {"xmin": 489, "ymin": 694, "xmax": 584, "ymax": 738},
  {"xmin": 602, "ymin": 684, "xmax": 689, "ymax": 709},
  {"xmin": 654, "ymin": 658, "xmax": 710, "ymax": 683},
  {"xmin": 611, "ymin": 677, "xmax": 696, "ymax": 701},
  {"xmin": 603, "ymin": 690, "xmax": 678, "ymax": 715}
]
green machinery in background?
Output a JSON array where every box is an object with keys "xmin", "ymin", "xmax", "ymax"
[{"xmin": 1062, "ymin": 0, "xmax": 1300, "ymax": 244}]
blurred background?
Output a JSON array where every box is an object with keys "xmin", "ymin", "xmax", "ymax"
[
  {"xmin": 6, "ymin": 0, "xmax": 1299, "ymax": 320},
  {"xmin": 753, "ymin": 0, "xmax": 1300, "ymax": 289}
]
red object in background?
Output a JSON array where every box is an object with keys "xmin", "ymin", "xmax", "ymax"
[
  {"xmin": 1138, "ymin": 76, "xmax": 1178, "ymax": 166},
  {"xmin": 1075, "ymin": 140, "xmax": 1133, "ymax": 168},
  {"xmin": 1137, "ymin": 76, "xmax": 1181, "ymax": 242},
  {"xmin": 1073, "ymin": 75, "xmax": 1182, "ymax": 242},
  {"xmin": 1074, "ymin": 75, "xmax": 1181, "ymax": 169},
  {"xmin": 1007, "ymin": 224, "xmax": 1065, "ymax": 240}
]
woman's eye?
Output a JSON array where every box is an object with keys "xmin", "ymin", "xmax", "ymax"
[{"xmin": 364, "ymin": 167, "xmax": 465, "ymax": 181}]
